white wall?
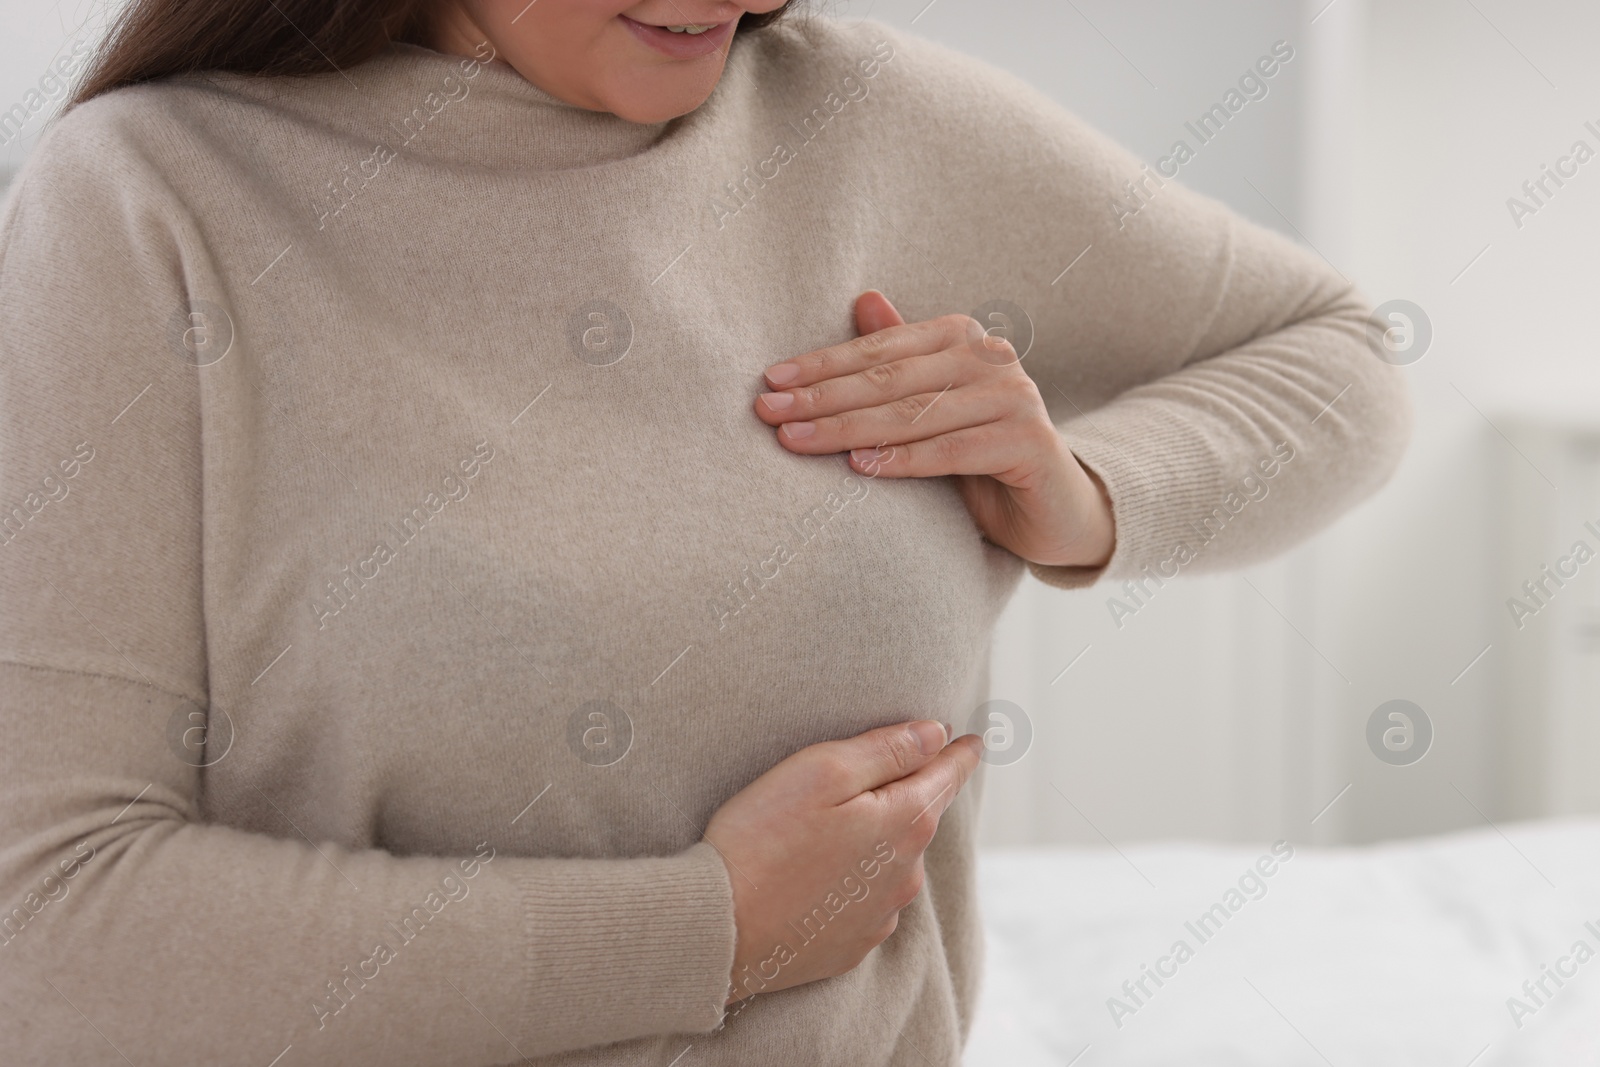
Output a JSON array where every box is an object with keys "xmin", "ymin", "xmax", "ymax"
[
  {"xmin": 1335, "ymin": 0, "xmax": 1600, "ymax": 841},
  {"xmin": 0, "ymin": 1, "xmax": 114, "ymax": 179}
]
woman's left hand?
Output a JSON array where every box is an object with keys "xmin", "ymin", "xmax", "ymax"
[{"xmin": 753, "ymin": 290, "xmax": 1117, "ymax": 570}]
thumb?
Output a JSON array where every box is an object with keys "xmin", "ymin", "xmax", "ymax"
[
  {"xmin": 855, "ymin": 289, "xmax": 906, "ymax": 335},
  {"xmin": 812, "ymin": 720, "xmax": 951, "ymax": 799}
]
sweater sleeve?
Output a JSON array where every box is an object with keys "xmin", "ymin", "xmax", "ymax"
[
  {"xmin": 0, "ymin": 106, "xmax": 734, "ymax": 1065},
  {"xmin": 869, "ymin": 25, "xmax": 1412, "ymax": 590}
]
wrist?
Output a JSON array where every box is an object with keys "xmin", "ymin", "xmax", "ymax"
[
  {"xmin": 1072, "ymin": 462, "xmax": 1116, "ymax": 567},
  {"xmin": 1032, "ymin": 446, "xmax": 1115, "ymax": 569}
]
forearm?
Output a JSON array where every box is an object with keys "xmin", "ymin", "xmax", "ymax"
[
  {"xmin": 1030, "ymin": 270, "xmax": 1411, "ymax": 590},
  {"xmin": 0, "ymin": 663, "xmax": 736, "ymax": 1066}
]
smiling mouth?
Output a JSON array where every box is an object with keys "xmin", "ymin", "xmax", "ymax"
[{"xmin": 619, "ymin": 14, "xmax": 737, "ymax": 58}]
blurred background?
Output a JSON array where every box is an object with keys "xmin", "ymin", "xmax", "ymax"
[{"xmin": 5, "ymin": 0, "xmax": 1595, "ymax": 850}]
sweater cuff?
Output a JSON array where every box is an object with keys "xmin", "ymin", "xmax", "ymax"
[
  {"xmin": 516, "ymin": 840, "xmax": 736, "ymax": 1046},
  {"xmin": 1029, "ymin": 405, "xmax": 1222, "ymax": 592}
]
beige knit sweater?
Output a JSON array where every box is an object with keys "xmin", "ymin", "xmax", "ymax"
[{"xmin": 0, "ymin": 14, "xmax": 1409, "ymax": 1066}]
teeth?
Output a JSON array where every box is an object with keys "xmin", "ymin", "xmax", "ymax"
[{"xmin": 665, "ymin": 24, "xmax": 714, "ymax": 33}]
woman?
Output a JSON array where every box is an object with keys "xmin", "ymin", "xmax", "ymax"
[{"xmin": 0, "ymin": 1, "xmax": 1409, "ymax": 1064}]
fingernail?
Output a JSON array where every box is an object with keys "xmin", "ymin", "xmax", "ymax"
[
  {"xmin": 766, "ymin": 363, "xmax": 800, "ymax": 386},
  {"xmin": 909, "ymin": 720, "xmax": 945, "ymax": 756},
  {"xmin": 760, "ymin": 391, "xmax": 795, "ymax": 412},
  {"xmin": 941, "ymin": 721, "xmax": 953, "ymax": 744},
  {"xmin": 782, "ymin": 421, "xmax": 815, "ymax": 439},
  {"xmin": 850, "ymin": 447, "xmax": 883, "ymax": 465}
]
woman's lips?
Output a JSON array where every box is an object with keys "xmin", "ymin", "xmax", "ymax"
[{"xmin": 619, "ymin": 14, "xmax": 736, "ymax": 59}]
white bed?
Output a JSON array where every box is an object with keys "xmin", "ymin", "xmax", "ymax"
[{"xmin": 966, "ymin": 819, "xmax": 1600, "ymax": 1066}]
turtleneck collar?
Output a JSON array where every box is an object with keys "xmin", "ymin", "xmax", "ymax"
[
  {"xmin": 361, "ymin": 39, "xmax": 676, "ymax": 170},
  {"xmin": 195, "ymin": 35, "xmax": 684, "ymax": 172}
]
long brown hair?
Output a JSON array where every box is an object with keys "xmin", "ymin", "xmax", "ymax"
[{"xmin": 68, "ymin": 0, "xmax": 798, "ymax": 111}]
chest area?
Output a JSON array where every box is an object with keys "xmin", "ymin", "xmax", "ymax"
[{"xmin": 199, "ymin": 193, "xmax": 1022, "ymax": 853}]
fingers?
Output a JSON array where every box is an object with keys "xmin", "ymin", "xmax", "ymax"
[
  {"xmin": 753, "ymin": 299, "xmax": 1046, "ymax": 474},
  {"xmin": 854, "ymin": 289, "xmax": 907, "ymax": 335},
  {"xmin": 809, "ymin": 719, "xmax": 953, "ymax": 799},
  {"xmin": 766, "ymin": 377, "xmax": 1046, "ymax": 461},
  {"xmin": 762, "ymin": 313, "xmax": 972, "ymax": 392},
  {"xmin": 769, "ymin": 382, "xmax": 979, "ymax": 453},
  {"xmin": 872, "ymin": 732, "xmax": 983, "ymax": 834},
  {"xmin": 753, "ymin": 347, "xmax": 974, "ymax": 428},
  {"xmin": 846, "ymin": 417, "xmax": 1064, "ymax": 482}
]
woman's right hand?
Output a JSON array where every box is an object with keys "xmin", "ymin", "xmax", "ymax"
[{"xmin": 703, "ymin": 719, "xmax": 984, "ymax": 1005}]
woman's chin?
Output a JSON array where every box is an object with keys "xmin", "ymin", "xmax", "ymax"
[{"xmin": 600, "ymin": 72, "xmax": 723, "ymax": 124}]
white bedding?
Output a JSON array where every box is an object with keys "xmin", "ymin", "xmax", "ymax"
[{"xmin": 966, "ymin": 819, "xmax": 1600, "ymax": 1066}]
